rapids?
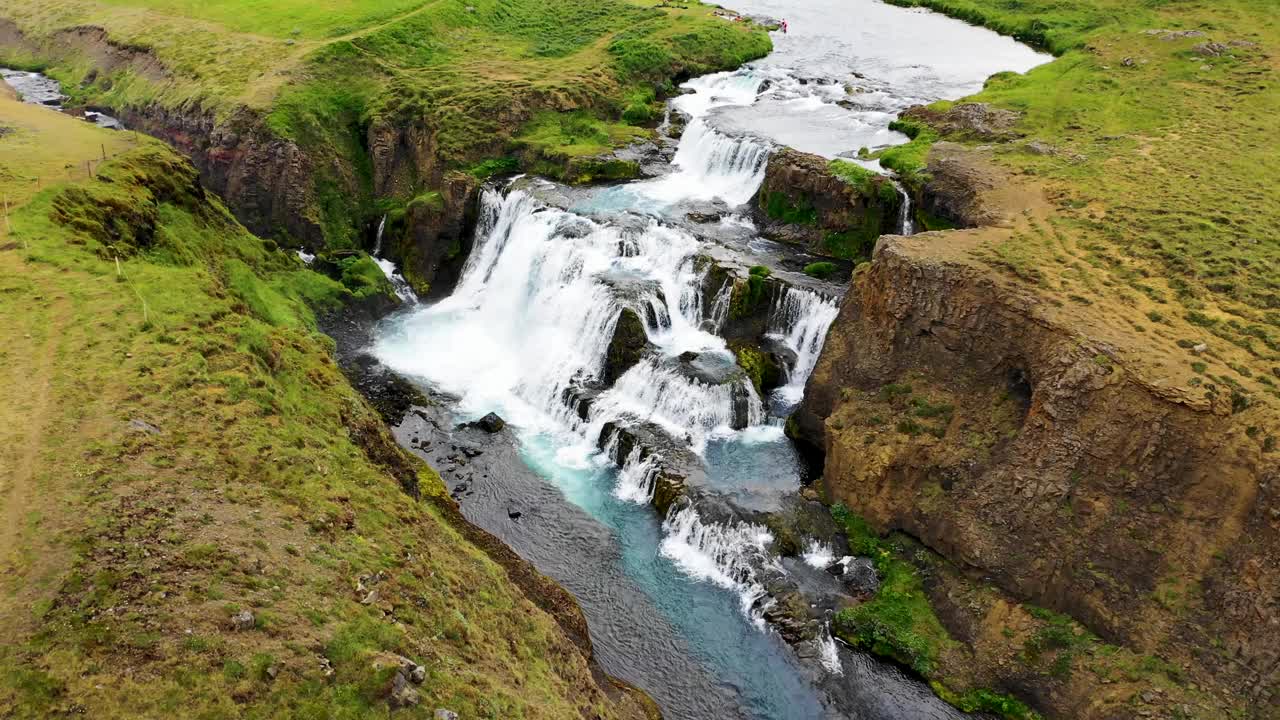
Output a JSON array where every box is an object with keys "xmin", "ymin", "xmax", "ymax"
[{"xmin": 372, "ymin": 2, "xmax": 1048, "ymax": 718}]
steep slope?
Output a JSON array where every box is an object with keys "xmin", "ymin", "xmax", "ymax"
[
  {"xmin": 0, "ymin": 93, "xmax": 655, "ymax": 719},
  {"xmin": 794, "ymin": 1, "xmax": 1280, "ymax": 718}
]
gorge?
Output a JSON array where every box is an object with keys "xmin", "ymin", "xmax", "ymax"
[{"xmin": 2, "ymin": 0, "xmax": 1277, "ymax": 718}]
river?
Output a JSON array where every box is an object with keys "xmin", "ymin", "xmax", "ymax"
[{"xmin": 371, "ymin": 1, "xmax": 1047, "ymax": 718}]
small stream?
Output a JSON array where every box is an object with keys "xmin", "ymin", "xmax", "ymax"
[
  {"xmin": 1, "ymin": 68, "xmax": 125, "ymax": 129},
  {"xmin": 370, "ymin": 2, "xmax": 1046, "ymax": 718}
]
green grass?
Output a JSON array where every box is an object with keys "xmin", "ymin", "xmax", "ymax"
[
  {"xmin": 828, "ymin": 159, "xmax": 900, "ymax": 205},
  {"xmin": 0, "ymin": 127, "xmax": 641, "ymax": 718},
  {"xmin": 871, "ymin": 0, "xmax": 1280, "ymax": 391},
  {"xmin": 803, "ymin": 261, "xmax": 840, "ymax": 280},
  {"xmin": 88, "ymin": 0, "xmax": 432, "ymax": 39},
  {"xmin": 3, "ymin": 0, "xmax": 771, "ymax": 248}
]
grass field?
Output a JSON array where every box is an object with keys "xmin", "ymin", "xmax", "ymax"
[
  {"xmin": 0, "ymin": 0, "xmax": 769, "ymax": 248},
  {"xmin": 881, "ymin": 0, "xmax": 1280, "ymax": 409},
  {"xmin": 0, "ymin": 95, "xmax": 643, "ymax": 719}
]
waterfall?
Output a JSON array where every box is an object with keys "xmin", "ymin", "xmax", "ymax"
[
  {"xmin": 373, "ymin": 214, "xmax": 387, "ymax": 256},
  {"xmin": 817, "ymin": 622, "xmax": 843, "ymax": 675},
  {"xmin": 706, "ymin": 280, "xmax": 733, "ymax": 333},
  {"xmin": 767, "ymin": 288, "xmax": 841, "ymax": 410},
  {"xmin": 637, "ymin": 120, "xmax": 771, "ymax": 207},
  {"xmin": 801, "ymin": 539, "xmax": 836, "ymax": 569},
  {"xmin": 584, "ymin": 357, "xmax": 762, "ymax": 454},
  {"xmin": 375, "ymin": 189, "xmax": 736, "ymax": 436},
  {"xmin": 660, "ymin": 504, "xmax": 774, "ymax": 623},
  {"xmin": 614, "ymin": 443, "xmax": 660, "ymax": 504},
  {"xmin": 897, "ymin": 183, "xmax": 915, "ymax": 236}
]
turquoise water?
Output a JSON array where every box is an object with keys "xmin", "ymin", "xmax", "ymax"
[{"xmin": 519, "ymin": 435, "xmax": 827, "ymax": 720}]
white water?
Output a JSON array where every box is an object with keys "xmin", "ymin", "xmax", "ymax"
[
  {"xmin": 817, "ymin": 622, "xmax": 843, "ymax": 675},
  {"xmin": 802, "ymin": 539, "xmax": 837, "ymax": 569},
  {"xmin": 768, "ymin": 288, "xmax": 842, "ymax": 409},
  {"xmin": 372, "ymin": 3, "xmax": 1050, "ymax": 705},
  {"xmin": 898, "ymin": 184, "xmax": 915, "ymax": 236},
  {"xmin": 660, "ymin": 504, "xmax": 775, "ymax": 624}
]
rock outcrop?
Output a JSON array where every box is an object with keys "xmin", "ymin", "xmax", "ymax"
[
  {"xmin": 753, "ymin": 148, "xmax": 902, "ymax": 260},
  {"xmin": 793, "ymin": 231, "xmax": 1279, "ymax": 716}
]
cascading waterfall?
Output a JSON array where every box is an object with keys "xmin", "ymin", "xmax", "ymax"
[
  {"xmin": 375, "ymin": 189, "xmax": 757, "ymax": 443},
  {"xmin": 706, "ymin": 280, "xmax": 733, "ymax": 334},
  {"xmin": 637, "ymin": 120, "xmax": 772, "ymax": 208},
  {"xmin": 660, "ymin": 504, "xmax": 775, "ymax": 623},
  {"xmin": 613, "ymin": 442, "xmax": 661, "ymax": 504},
  {"xmin": 767, "ymin": 288, "xmax": 841, "ymax": 409},
  {"xmin": 373, "ymin": 214, "xmax": 386, "ymax": 256}
]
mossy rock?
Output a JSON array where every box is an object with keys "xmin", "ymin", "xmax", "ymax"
[{"xmin": 734, "ymin": 344, "xmax": 780, "ymax": 394}]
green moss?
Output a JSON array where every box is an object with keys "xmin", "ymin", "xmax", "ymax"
[
  {"xmin": 762, "ymin": 191, "xmax": 818, "ymax": 225},
  {"xmin": 821, "ymin": 227, "xmax": 880, "ymax": 262},
  {"xmin": 803, "ymin": 261, "xmax": 840, "ymax": 280},
  {"xmin": 828, "ymin": 159, "xmax": 900, "ymax": 205},
  {"xmin": 831, "ymin": 504, "xmax": 951, "ymax": 676},
  {"xmin": 336, "ymin": 255, "xmax": 395, "ymax": 302},
  {"xmin": 735, "ymin": 346, "xmax": 780, "ymax": 394},
  {"xmin": 468, "ymin": 156, "xmax": 521, "ymax": 180},
  {"xmin": 728, "ymin": 267, "xmax": 773, "ymax": 320}
]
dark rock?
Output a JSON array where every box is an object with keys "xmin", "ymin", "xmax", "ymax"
[
  {"xmin": 603, "ymin": 308, "xmax": 648, "ymax": 385},
  {"xmin": 508, "ymin": 509, "xmax": 522, "ymax": 520},
  {"xmin": 900, "ymin": 102, "xmax": 1023, "ymax": 142},
  {"xmin": 752, "ymin": 147, "xmax": 901, "ymax": 261},
  {"xmin": 474, "ymin": 412, "xmax": 505, "ymax": 433},
  {"xmin": 832, "ymin": 557, "xmax": 880, "ymax": 596}
]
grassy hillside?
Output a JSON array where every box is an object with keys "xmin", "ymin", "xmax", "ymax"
[
  {"xmin": 877, "ymin": 0, "xmax": 1279, "ymax": 401},
  {"xmin": 0, "ymin": 93, "xmax": 649, "ymax": 719},
  {"xmin": 0, "ymin": 0, "xmax": 770, "ymax": 247}
]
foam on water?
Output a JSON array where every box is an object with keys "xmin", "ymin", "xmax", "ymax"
[{"xmin": 660, "ymin": 505, "xmax": 775, "ymax": 624}]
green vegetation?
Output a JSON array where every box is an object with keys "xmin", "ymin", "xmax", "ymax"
[
  {"xmin": 832, "ymin": 504, "xmax": 1040, "ymax": 719},
  {"xmin": 873, "ymin": 116, "xmax": 938, "ymax": 190},
  {"xmin": 803, "ymin": 261, "xmax": 840, "ymax": 280},
  {"xmin": 734, "ymin": 345, "xmax": 780, "ymax": 394},
  {"xmin": 832, "ymin": 504, "xmax": 951, "ymax": 675},
  {"xmin": 0, "ymin": 106, "xmax": 639, "ymax": 718},
  {"xmin": 1, "ymin": 0, "xmax": 771, "ymax": 247},
  {"xmin": 828, "ymin": 159, "xmax": 900, "ymax": 205},
  {"xmin": 729, "ymin": 265, "xmax": 773, "ymax": 320},
  {"xmin": 761, "ymin": 191, "xmax": 818, "ymax": 225},
  {"xmin": 874, "ymin": 0, "xmax": 1280, "ymax": 401}
]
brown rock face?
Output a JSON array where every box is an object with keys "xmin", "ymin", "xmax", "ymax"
[
  {"xmin": 794, "ymin": 234, "xmax": 1279, "ymax": 713},
  {"xmin": 754, "ymin": 148, "xmax": 902, "ymax": 259}
]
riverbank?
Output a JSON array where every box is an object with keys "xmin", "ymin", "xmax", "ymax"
[
  {"xmin": 794, "ymin": 0, "xmax": 1279, "ymax": 718},
  {"xmin": 0, "ymin": 93, "xmax": 659, "ymax": 718}
]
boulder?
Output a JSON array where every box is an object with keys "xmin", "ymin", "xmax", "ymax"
[
  {"xmin": 473, "ymin": 412, "xmax": 505, "ymax": 433},
  {"xmin": 603, "ymin": 308, "xmax": 648, "ymax": 384}
]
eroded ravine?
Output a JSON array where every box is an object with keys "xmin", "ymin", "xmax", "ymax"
[{"xmin": 367, "ymin": 2, "xmax": 1048, "ymax": 718}]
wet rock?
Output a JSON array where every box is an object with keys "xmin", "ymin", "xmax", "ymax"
[
  {"xmin": 603, "ymin": 308, "xmax": 648, "ymax": 384},
  {"xmin": 831, "ymin": 557, "xmax": 880, "ymax": 596},
  {"xmin": 508, "ymin": 509, "xmax": 522, "ymax": 520},
  {"xmin": 685, "ymin": 211, "xmax": 722, "ymax": 224},
  {"xmin": 473, "ymin": 412, "xmax": 506, "ymax": 433},
  {"xmin": 229, "ymin": 609, "xmax": 255, "ymax": 631}
]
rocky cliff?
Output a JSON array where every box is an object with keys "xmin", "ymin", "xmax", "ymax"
[{"xmin": 793, "ymin": 226, "xmax": 1279, "ymax": 716}]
